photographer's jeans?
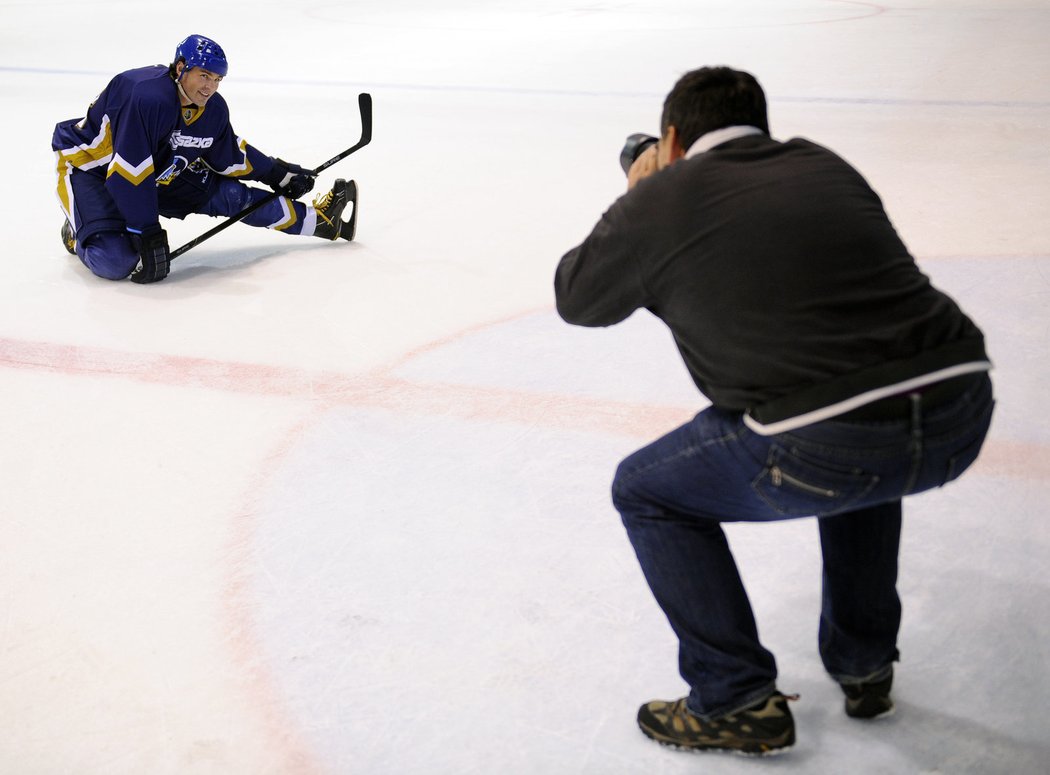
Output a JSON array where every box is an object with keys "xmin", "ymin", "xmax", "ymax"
[{"xmin": 612, "ymin": 374, "xmax": 994, "ymax": 718}]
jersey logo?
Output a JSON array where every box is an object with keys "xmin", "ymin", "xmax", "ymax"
[
  {"xmin": 169, "ymin": 130, "xmax": 214, "ymax": 150},
  {"xmin": 156, "ymin": 156, "xmax": 212, "ymax": 186},
  {"xmin": 156, "ymin": 156, "xmax": 189, "ymax": 185}
]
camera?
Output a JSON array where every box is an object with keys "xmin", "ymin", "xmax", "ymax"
[{"xmin": 619, "ymin": 133, "xmax": 658, "ymax": 175}]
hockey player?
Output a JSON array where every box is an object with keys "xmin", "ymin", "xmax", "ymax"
[{"xmin": 53, "ymin": 34, "xmax": 356, "ymax": 283}]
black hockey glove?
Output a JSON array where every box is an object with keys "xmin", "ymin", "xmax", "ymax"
[
  {"xmin": 128, "ymin": 226, "xmax": 171, "ymax": 284},
  {"xmin": 263, "ymin": 158, "xmax": 316, "ymax": 199}
]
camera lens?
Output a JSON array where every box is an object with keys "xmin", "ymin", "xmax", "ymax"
[{"xmin": 620, "ymin": 133, "xmax": 658, "ymax": 175}]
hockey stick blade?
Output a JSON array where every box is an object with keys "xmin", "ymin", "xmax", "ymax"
[
  {"xmin": 312, "ymin": 94, "xmax": 372, "ymax": 176},
  {"xmin": 170, "ymin": 92, "xmax": 373, "ymax": 259}
]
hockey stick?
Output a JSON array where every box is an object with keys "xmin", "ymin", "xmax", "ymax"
[{"xmin": 170, "ymin": 92, "xmax": 372, "ymax": 259}]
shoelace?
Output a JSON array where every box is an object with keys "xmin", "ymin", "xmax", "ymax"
[{"xmin": 312, "ymin": 190, "xmax": 336, "ymax": 226}]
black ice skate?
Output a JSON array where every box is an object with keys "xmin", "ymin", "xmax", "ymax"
[
  {"xmin": 312, "ymin": 179, "xmax": 358, "ymax": 241},
  {"xmin": 61, "ymin": 220, "xmax": 77, "ymax": 255}
]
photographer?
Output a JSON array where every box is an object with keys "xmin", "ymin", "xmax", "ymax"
[{"xmin": 554, "ymin": 67, "xmax": 994, "ymax": 755}]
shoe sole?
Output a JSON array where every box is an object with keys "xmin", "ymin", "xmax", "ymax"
[
  {"xmin": 638, "ymin": 722, "xmax": 794, "ymax": 757},
  {"xmin": 847, "ymin": 704, "xmax": 895, "ymax": 720}
]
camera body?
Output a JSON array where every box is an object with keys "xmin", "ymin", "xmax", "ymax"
[{"xmin": 620, "ymin": 133, "xmax": 658, "ymax": 175}]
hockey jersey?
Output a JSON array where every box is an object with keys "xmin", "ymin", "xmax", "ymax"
[{"xmin": 53, "ymin": 65, "xmax": 279, "ymax": 233}]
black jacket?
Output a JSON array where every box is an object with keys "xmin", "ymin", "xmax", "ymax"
[{"xmin": 555, "ymin": 134, "xmax": 989, "ymax": 428}]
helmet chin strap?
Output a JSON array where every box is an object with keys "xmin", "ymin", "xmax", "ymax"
[
  {"xmin": 174, "ymin": 63, "xmax": 196, "ymax": 108},
  {"xmin": 176, "ymin": 81, "xmax": 194, "ymax": 106}
]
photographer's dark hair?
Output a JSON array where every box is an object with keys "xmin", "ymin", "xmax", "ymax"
[{"xmin": 661, "ymin": 67, "xmax": 769, "ymax": 150}]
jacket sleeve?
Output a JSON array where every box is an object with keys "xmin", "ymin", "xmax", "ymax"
[
  {"xmin": 206, "ymin": 131, "xmax": 277, "ymax": 182},
  {"xmin": 198, "ymin": 96, "xmax": 279, "ymax": 182},
  {"xmin": 104, "ymin": 89, "xmax": 169, "ymax": 233},
  {"xmin": 554, "ymin": 197, "xmax": 652, "ymax": 327}
]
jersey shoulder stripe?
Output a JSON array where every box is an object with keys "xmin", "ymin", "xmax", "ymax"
[{"xmin": 55, "ymin": 114, "xmax": 113, "ymax": 170}]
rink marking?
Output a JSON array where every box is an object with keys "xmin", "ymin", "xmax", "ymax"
[
  {"xmin": 0, "ymin": 334, "xmax": 694, "ymax": 439},
  {"xmin": 0, "ymin": 331, "xmax": 1043, "ymax": 479},
  {"xmin": 223, "ymin": 408, "xmax": 333, "ymax": 775}
]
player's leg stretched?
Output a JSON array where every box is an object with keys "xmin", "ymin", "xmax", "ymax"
[{"xmin": 201, "ymin": 178, "xmax": 357, "ymax": 241}]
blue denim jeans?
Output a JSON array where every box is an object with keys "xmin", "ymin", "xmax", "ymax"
[{"xmin": 611, "ymin": 373, "xmax": 994, "ymax": 718}]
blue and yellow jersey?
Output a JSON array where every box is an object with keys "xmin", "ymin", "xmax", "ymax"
[{"xmin": 53, "ymin": 65, "xmax": 277, "ymax": 233}]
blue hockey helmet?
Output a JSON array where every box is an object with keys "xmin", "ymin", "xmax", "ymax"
[{"xmin": 173, "ymin": 35, "xmax": 228, "ymax": 78}]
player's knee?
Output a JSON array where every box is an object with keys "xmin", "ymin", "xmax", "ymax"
[
  {"xmin": 216, "ymin": 178, "xmax": 252, "ymax": 213},
  {"xmin": 80, "ymin": 231, "xmax": 138, "ymax": 280}
]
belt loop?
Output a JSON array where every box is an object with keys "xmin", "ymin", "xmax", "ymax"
[
  {"xmin": 909, "ymin": 392, "xmax": 922, "ymax": 438},
  {"xmin": 904, "ymin": 392, "xmax": 924, "ymax": 492}
]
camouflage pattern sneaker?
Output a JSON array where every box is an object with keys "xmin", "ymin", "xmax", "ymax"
[
  {"xmin": 637, "ymin": 691, "xmax": 797, "ymax": 756},
  {"xmin": 61, "ymin": 220, "xmax": 77, "ymax": 255},
  {"xmin": 841, "ymin": 671, "xmax": 894, "ymax": 719}
]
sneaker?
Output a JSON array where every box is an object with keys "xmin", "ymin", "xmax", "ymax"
[
  {"xmin": 61, "ymin": 220, "xmax": 77, "ymax": 255},
  {"xmin": 637, "ymin": 691, "xmax": 796, "ymax": 756},
  {"xmin": 311, "ymin": 179, "xmax": 355, "ymax": 241},
  {"xmin": 840, "ymin": 672, "xmax": 894, "ymax": 719}
]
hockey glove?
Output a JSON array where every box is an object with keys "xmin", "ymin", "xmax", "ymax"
[
  {"xmin": 128, "ymin": 226, "xmax": 171, "ymax": 284},
  {"xmin": 264, "ymin": 158, "xmax": 316, "ymax": 199}
]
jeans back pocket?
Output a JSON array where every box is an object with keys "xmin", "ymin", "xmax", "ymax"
[{"xmin": 752, "ymin": 445, "xmax": 880, "ymax": 517}]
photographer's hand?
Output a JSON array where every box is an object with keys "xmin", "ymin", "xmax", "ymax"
[{"xmin": 627, "ymin": 143, "xmax": 660, "ymax": 190}]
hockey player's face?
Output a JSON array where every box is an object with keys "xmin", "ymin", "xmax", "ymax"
[{"xmin": 179, "ymin": 66, "xmax": 223, "ymax": 106}]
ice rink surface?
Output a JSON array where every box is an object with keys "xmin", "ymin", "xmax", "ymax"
[{"xmin": 2, "ymin": 1, "xmax": 1048, "ymax": 773}]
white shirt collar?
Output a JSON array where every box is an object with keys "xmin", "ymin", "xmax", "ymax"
[{"xmin": 685, "ymin": 125, "xmax": 765, "ymax": 158}]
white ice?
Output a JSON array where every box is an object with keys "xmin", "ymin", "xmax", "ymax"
[{"xmin": 1, "ymin": 1, "xmax": 1048, "ymax": 773}]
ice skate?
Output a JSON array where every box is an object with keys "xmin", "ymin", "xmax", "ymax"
[
  {"xmin": 60, "ymin": 220, "xmax": 77, "ymax": 255},
  {"xmin": 312, "ymin": 179, "xmax": 358, "ymax": 241}
]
